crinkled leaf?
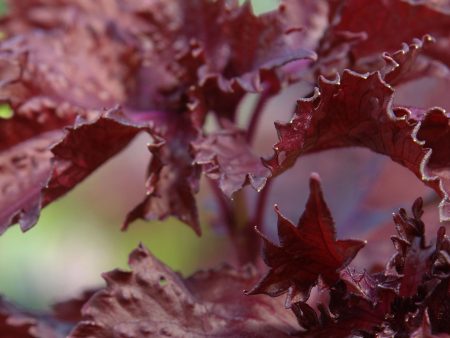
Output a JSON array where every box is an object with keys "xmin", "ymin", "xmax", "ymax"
[
  {"xmin": 0, "ymin": 28, "xmax": 134, "ymax": 110},
  {"xmin": 45, "ymin": 108, "xmax": 149, "ymax": 204},
  {"xmin": 380, "ymin": 36, "xmax": 448, "ymax": 86},
  {"xmin": 246, "ymin": 174, "xmax": 365, "ymax": 306},
  {"xmin": 386, "ymin": 198, "xmax": 436, "ymax": 297},
  {"xmin": 192, "ymin": 120, "xmax": 269, "ymax": 198},
  {"xmin": 329, "ymin": 0, "xmax": 450, "ymax": 59},
  {"xmin": 0, "ymin": 0, "xmax": 319, "ymax": 235},
  {"xmin": 0, "ymin": 102, "xmax": 84, "ymax": 233},
  {"xmin": 123, "ymin": 117, "xmax": 201, "ymax": 234},
  {"xmin": 291, "ymin": 280, "xmax": 395, "ymax": 338},
  {"xmin": 285, "ymin": 199, "xmax": 450, "ymax": 337},
  {"xmin": 340, "ymin": 268, "xmax": 400, "ymax": 302},
  {"xmin": 185, "ymin": 0, "xmax": 317, "ymax": 122},
  {"xmin": 69, "ymin": 244, "xmax": 298, "ymax": 338},
  {"xmin": 319, "ymin": 0, "xmax": 450, "ymax": 79},
  {"xmin": 266, "ymin": 67, "xmax": 450, "ymax": 222}
]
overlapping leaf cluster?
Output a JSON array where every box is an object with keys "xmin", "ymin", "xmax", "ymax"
[{"xmin": 0, "ymin": 0, "xmax": 450, "ymax": 337}]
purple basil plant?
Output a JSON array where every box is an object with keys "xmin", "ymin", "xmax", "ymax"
[{"xmin": 0, "ymin": 0, "xmax": 450, "ymax": 337}]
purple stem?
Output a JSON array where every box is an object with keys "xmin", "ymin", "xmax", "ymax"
[
  {"xmin": 246, "ymin": 84, "xmax": 272, "ymax": 143},
  {"xmin": 208, "ymin": 178, "xmax": 249, "ymax": 264},
  {"xmin": 239, "ymin": 82, "xmax": 274, "ymax": 263},
  {"xmin": 252, "ymin": 179, "xmax": 273, "ymax": 232},
  {"xmin": 207, "ymin": 178, "xmax": 234, "ymax": 231}
]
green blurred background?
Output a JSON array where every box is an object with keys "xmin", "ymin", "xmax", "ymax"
[{"xmin": 0, "ymin": 0, "xmax": 278, "ymax": 310}]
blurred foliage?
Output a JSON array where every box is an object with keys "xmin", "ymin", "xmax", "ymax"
[
  {"xmin": 0, "ymin": 0, "xmax": 276, "ymax": 310},
  {"xmin": 0, "ymin": 132, "xmax": 229, "ymax": 309}
]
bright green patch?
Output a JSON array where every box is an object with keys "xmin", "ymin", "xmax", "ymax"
[
  {"xmin": 0, "ymin": 0, "xmax": 7, "ymax": 16},
  {"xmin": 240, "ymin": 0, "xmax": 278, "ymax": 15},
  {"xmin": 0, "ymin": 104, "xmax": 13, "ymax": 119}
]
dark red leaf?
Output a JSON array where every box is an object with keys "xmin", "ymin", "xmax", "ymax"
[
  {"xmin": 192, "ymin": 120, "xmax": 270, "ymax": 198},
  {"xmin": 340, "ymin": 268, "xmax": 400, "ymax": 302},
  {"xmin": 45, "ymin": 107, "xmax": 149, "ymax": 205},
  {"xmin": 0, "ymin": 28, "xmax": 135, "ymax": 110},
  {"xmin": 184, "ymin": 0, "xmax": 317, "ymax": 122},
  {"xmin": 52, "ymin": 289, "xmax": 98, "ymax": 324},
  {"xmin": 381, "ymin": 35, "xmax": 447, "ymax": 86},
  {"xmin": 427, "ymin": 277, "xmax": 450, "ymax": 335},
  {"xmin": 0, "ymin": 296, "xmax": 69, "ymax": 338},
  {"xmin": 292, "ymin": 280, "xmax": 395, "ymax": 338},
  {"xmin": 266, "ymin": 66, "xmax": 450, "ymax": 222},
  {"xmin": 332, "ymin": 0, "xmax": 450, "ymax": 58},
  {"xmin": 123, "ymin": 117, "xmax": 201, "ymax": 234},
  {"xmin": 246, "ymin": 174, "xmax": 365, "ymax": 306},
  {"xmin": 287, "ymin": 199, "xmax": 450, "ymax": 337},
  {"xmin": 411, "ymin": 312, "xmax": 444, "ymax": 338},
  {"xmin": 312, "ymin": 1, "xmax": 450, "ymax": 94},
  {"xmin": 0, "ymin": 102, "xmax": 84, "ymax": 233},
  {"xmin": 385, "ymin": 198, "xmax": 436, "ymax": 297},
  {"xmin": 68, "ymin": 244, "xmax": 298, "ymax": 338}
]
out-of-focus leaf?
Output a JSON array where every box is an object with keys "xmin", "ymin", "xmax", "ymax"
[
  {"xmin": 45, "ymin": 108, "xmax": 149, "ymax": 205},
  {"xmin": 68, "ymin": 244, "xmax": 298, "ymax": 338},
  {"xmin": 192, "ymin": 120, "xmax": 269, "ymax": 198},
  {"xmin": 123, "ymin": 116, "xmax": 201, "ymax": 234},
  {"xmin": 0, "ymin": 102, "xmax": 83, "ymax": 234},
  {"xmin": 319, "ymin": 0, "xmax": 450, "ymax": 79},
  {"xmin": 52, "ymin": 290, "xmax": 98, "ymax": 324},
  {"xmin": 0, "ymin": 296, "xmax": 70, "ymax": 338}
]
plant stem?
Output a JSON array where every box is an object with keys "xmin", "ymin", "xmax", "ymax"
[
  {"xmin": 208, "ymin": 178, "xmax": 252, "ymax": 264},
  {"xmin": 246, "ymin": 85, "xmax": 272, "ymax": 143},
  {"xmin": 238, "ymin": 82, "xmax": 274, "ymax": 263},
  {"xmin": 207, "ymin": 178, "xmax": 234, "ymax": 232},
  {"xmin": 253, "ymin": 179, "xmax": 273, "ymax": 232}
]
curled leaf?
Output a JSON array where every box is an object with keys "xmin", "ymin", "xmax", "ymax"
[
  {"xmin": 192, "ymin": 120, "xmax": 269, "ymax": 198},
  {"xmin": 266, "ymin": 68, "xmax": 450, "ymax": 222}
]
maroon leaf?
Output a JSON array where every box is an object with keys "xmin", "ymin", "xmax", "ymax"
[
  {"xmin": 329, "ymin": 0, "xmax": 450, "ymax": 60},
  {"xmin": 184, "ymin": 0, "xmax": 317, "ymax": 122},
  {"xmin": 411, "ymin": 312, "xmax": 444, "ymax": 338},
  {"xmin": 340, "ymin": 268, "xmax": 400, "ymax": 303},
  {"xmin": 0, "ymin": 102, "xmax": 84, "ymax": 234},
  {"xmin": 427, "ymin": 277, "xmax": 450, "ymax": 335},
  {"xmin": 291, "ymin": 280, "xmax": 395, "ymax": 338},
  {"xmin": 68, "ymin": 244, "xmax": 298, "ymax": 338},
  {"xmin": 123, "ymin": 117, "xmax": 201, "ymax": 234},
  {"xmin": 0, "ymin": 28, "xmax": 135, "ymax": 111},
  {"xmin": 381, "ymin": 35, "xmax": 447, "ymax": 86},
  {"xmin": 44, "ymin": 107, "xmax": 149, "ymax": 204},
  {"xmin": 246, "ymin": 174, "xmax": 365, "ymax": 306},
  {"xmin": 192, "ymin": 120, "xmax": 270, "ymax": 198},
  {"xmin": 266, "ymin": 67, "xmax": 450, "ymax": 222},
  {"xmin": 287, "ymin": 199, "xmax": 450, "ymax": 337},
  {"xmin": 0, "ymin": 296, "xmax": 69, "ymax": 338},
  {"xmin": 312, "ymin": 1, "xmax": 450, "ymax": 94},
  {"xmin": 386, "ymin": 198, "xmax": 436, "ymax": 297},
  {"xmin": 52, "ymin": 289, "xmax": 99, "ymax": 324},
  {"xmin": 0, "ymin": 7, "xmax": 141, "ymax": 233}
]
